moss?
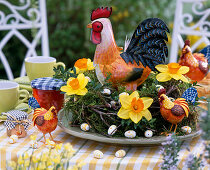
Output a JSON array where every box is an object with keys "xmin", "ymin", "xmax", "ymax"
[{"xmin": 61, "ymin": 70, "xmax": 199, "ymax": 137}]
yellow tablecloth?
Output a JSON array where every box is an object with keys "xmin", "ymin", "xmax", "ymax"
[{"xmin": 0, "ymin": 123, "xmax": 209, "ymax": 170}]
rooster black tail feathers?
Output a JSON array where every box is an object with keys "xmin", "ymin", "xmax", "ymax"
[
  {"xmin": 199, "ymin": 45, "xmax": 210, "ymax": 65},
  {"xmin": 120, "ymin": 18, "xmax": 169, "ymax": 71}
]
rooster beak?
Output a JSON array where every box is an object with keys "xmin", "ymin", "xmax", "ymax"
[{"xmin": 87, "ymin": 23, "xmax": 92, "ymax": 28}]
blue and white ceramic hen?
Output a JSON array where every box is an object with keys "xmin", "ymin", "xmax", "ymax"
[{"xmin": 182, "ymin": 87, "xmax": 198, "ymax": 105}]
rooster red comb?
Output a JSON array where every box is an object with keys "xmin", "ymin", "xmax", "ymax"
[
  {"xmin": 91, "ymin": 7, "xmax": 112, "ymax": 21},
  {"xmin": 184, "ymin": 40, "xmax": 190, "ymax": 46}
]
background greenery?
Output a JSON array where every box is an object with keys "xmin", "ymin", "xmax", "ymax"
[{"xmin": 0, "ymin": 0, "xmax": 209, "ymax": 79}]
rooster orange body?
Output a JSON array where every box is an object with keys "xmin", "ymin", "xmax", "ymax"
[
  {"xmin": 158, "ymin": 89, "xmax": 189, "ymax": 133},
  {"xmin": 32, "ymin": 106, "xmax": 58, "ymax": 143},
  {"xmin": 88, "ymin": 7, "xmax": 169, "ymax": 90},
  {"xmin": 179, "ymin": 40, "xmax": 208, "ymax": 82}
]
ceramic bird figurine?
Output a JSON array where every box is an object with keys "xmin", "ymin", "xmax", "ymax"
[
  {"xmin": 158, "ymin": 88, "xmax": 189, "ymax": 134},
  {"xmin": 28, "ymin": 97, "xmax": 58, "ymax": 143},
  {"xmin": 87, "ymin": 7, "xmax": 169, "ymax": 91},
  {"xmin": 179, "ymin": 40, "xmax": 209, "ymax": 82}
]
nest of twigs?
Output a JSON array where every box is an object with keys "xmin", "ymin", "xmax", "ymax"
[{"xmin": 56, "ymin": 68, "xmax": 200, "ymax": 138}]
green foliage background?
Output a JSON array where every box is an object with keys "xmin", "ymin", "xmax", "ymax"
[{"xmin": 0, "ymin": 0, "xmax": 177, "ymax": 79}]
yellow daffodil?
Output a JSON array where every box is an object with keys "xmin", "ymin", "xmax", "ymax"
[
  {"xmin": 8, "ymin": 161, "xmax": 17, "ymax": 169},
  {"xmin": 117, "ymin": 91, "xmax": 153, "ymax": 124},
  {"xmin": 74, "ymin": 58, "xmax": 94, "ymax": 73},
  {"xmin": 23, "ymin": 152, "xmax": 29, "ymax": 159},
  {"xmin": 18, "ymin": 156, "xmax": 24, "ymax": 165},
  {"xmin": 64, "ymin": 143, "xmax": 75, "ymax": 152},
  {"xmin": 37, "ymin": 162, "xmax": 46, "ymax": 169},
  {"xmin": 156, "ymin": 63, "xmax": 189, "ymax": 83},
  {"xmin": 24, "ymin": 160, "xmax": 30, "ymax": 167},
  {"xmin": 55, "ymin": 143, "xmax": 63, "ymax": 151},
  {"xmin": 52, "ymin": 155, "xmax": 61, "ymax": 164},
  {"xmin": 32, "ymin": 155, "xmax": 39, "ymax": 163},
  {"xmin": 41, "ymin": 152, "xmax": 48, "ymax": 162},
  {"xmin": 61, "ymin": 73, "xmax": 88, "ymax": 96},
  {"xmin": 30, "ymin": 135, "xmax": 37, "ymax": 141}
]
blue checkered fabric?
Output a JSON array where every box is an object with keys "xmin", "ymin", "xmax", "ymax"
[
  {"xmin": 182, "ymin": 87, "xmax": 198, "ymax": 105},
  {"xmin": 199, "ymin": 45, "xmax": 210, "ymax": 64},
  {"xmin": 31, "ymin": 77, "xmax": 65, "ymax": 90},
  {"xmin": 3, "ymin": 110, "xmax": 31, "ymax": 130}
]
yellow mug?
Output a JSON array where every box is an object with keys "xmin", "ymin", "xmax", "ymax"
[
  {"xmin": 0, "ymin": 81, "xmax": 29, "ymax": 113},
  {"xmin": 25, "ymin": 56, "xmax": 65, "ymax": 81}
]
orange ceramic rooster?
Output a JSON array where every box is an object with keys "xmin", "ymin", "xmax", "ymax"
[
  {"xmin": 87, "ymin": 7, "xmax": 169, "ymax": 90},
  {"xmin": 29, "ymin": 97, "xmax": 58, "ymax": 143},
  {"xmin": 158, "ymin": 88, "xmax": 189, "ymax": 133},
  {"xmin": 179, "ymin": 40, "xmax": 209, "ymax": 82}
]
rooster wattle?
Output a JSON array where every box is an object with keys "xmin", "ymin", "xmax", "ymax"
[{"xmin": 87, "ymin": 7, "xmax": 169, "ymax": 91}]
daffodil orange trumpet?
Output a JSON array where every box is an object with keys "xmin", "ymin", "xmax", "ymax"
[{"xmin": 74, "ymin": 58, "xmax": 95, "ymax": 74}]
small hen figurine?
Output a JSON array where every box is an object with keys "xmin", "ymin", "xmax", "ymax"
[
  {"xmin": 179, "ymin": 40, "xmax": 209, "ymax": 82},
  {"xmin": 87, "ymin": 7, "xmax": 169, "ymax": 91},
  {"xmin": 158, "ymin": 88, "xmax": 189, "ymax": 134},
  {"xmin": 28, "ymin": 97, "xmax": 58, "ymax": 143}
]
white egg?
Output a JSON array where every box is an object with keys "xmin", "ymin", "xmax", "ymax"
[
  {"xmin": 80, "ymin": 123, "xmax": 90, "ymax": 131},
  {"xmin": 118, "ymin": 92, "xmax": 129, "ymax": 102},
  {"xmin": 119, "ymin": 92, "xmax": 129, "ymax": 98},
  {"xmin": 124, "ymin": 130, "xmax": 136, "ymax": 138},
  {"xmin": 93, "ymin": 150, "xmax": 103, "ymax": 159},
  {"xmin": 181, "ymin": 126, "xmax": 192, "ymax": 134},
  {"xmin": 101, "ymin": 88, "xmax": 111, "ymax": 95},
  {"xmin": 108, "ymin": 125, "xmax": 117, "ymax": 135},
  {"xmin": 9, "ymin": 138, "xmax": 15, "ymax": 144},
  {"xmin": 144, "ymin": 130, "xmax": 153, "ymax": 138},
  {"xmin": 115, "ymin": 149, "xmax": 126, "ymax": 158},
  {"xmin": 156, "ymin": 85, "xmax": 164, "ymax": 91},
  {"xmin": 110, "ymin": 101, "xmax": 116, "ymax": 106},
  {"xmin": 85, "ymin": 76, "xmax": 91, "ymax": 82},
  {"xmin": 30, "ymin": 141, "xmax": 38, "ymax": 149},
  {"xmin": 9, "ymin": 135, "xmax": 18, "ymax": 143},
  {"xmin": 74, "ymin": 96, "xmax": 79, "ymax": 102}
]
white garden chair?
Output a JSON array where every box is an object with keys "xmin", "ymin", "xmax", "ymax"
[
  {"xmin": 0, "ymin": 0, "xmax": 49, "ymax": 80},
  {"xmin": 170, "ymin": 0, "xmax": 210, "ymax": 63}
]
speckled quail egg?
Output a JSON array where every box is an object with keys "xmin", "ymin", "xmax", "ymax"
[
  {"xmin": 144, "ymin": 130, "xmax": 153, "ymax": 138},
  {"xmin": 156, "ymin": 85, "xmax": 164, "ymax": 92},
  {"xmin": 85, "ymin": 76, "xmax": 91, "ymax": 82},
  {"xmin": 80, "ymin": 123, "xmax": 90, "ymax": 131},
  {"xmin": 118, "ymin": 92, "xmax": 129, "ymax": 102},
  {"xmin": 101, "ymin": 88, "xmax": 111, "ymax": 95},
  {"xmin": 93, "ymin": 150, "xmax": 103, "ymax": 159},
  {"xmin": 124, "ymin": 130, "xmax": 136, "ymax": 138},
  {"xmin": 108, "ymin": 125, "xmax": 117, "ymax": 135},
  {"xmin": 181, "ymin": 126, "xmax": 192, "ymax": 134},
  {"xmin": 9, "ymin": 135, "xmax": 18, "ymax": 144},
  {"xmin": 115, "ymin": 149, "xmax": 126, "ymax": 158}
]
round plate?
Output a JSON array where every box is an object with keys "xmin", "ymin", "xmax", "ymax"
[{"xmin": 58, "ymin": 109, "xmax": 201, "ymax": 145}]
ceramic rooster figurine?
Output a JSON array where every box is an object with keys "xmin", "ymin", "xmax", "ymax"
[
  {"xmin": 158, "ymin": 88, "xmax": 189, "ymax": 134},
  {"xmin": 179, "ymin": 40, "xmax": 209, "ymax": 82},
  {"xmin": 87, "ymin": 7, "xmax": 169, "ymax": 90},
  {"xmin": 28, "ymin": 97, "xmax": 58, "ymax": 143}
]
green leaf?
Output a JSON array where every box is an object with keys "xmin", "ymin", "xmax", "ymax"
[{"xmin": 73, "ymin": 67, "xmax": 76, "ymax": 74}]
